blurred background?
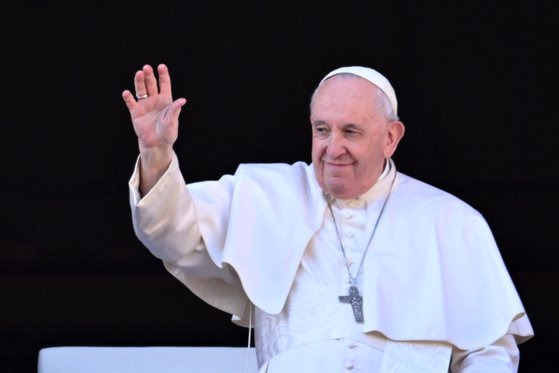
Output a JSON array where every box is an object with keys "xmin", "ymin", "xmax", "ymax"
[{"xmin": 2, "ymin": 1, "xmax": 557, "ymax": 371}]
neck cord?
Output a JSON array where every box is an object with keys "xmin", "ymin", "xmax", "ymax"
[
  {"xmin": 244, "ymin": 303, "xmax": 253, "ymax": 373},
  {"xmin": 327, "ymin": 169, "xmax": 397, "ymax": 287}
]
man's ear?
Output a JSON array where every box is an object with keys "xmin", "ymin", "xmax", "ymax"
[{"xmin": 384, "ymin": 120, "xmax": 405, "ymax": 158}]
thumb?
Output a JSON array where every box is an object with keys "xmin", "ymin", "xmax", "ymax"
[{"xmin": 168, "ymin": 98, "xmax": 187, "ymax": 122}]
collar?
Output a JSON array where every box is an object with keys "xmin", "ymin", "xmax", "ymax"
[{"xmin": 326, "ymin": 158, "xmax": 396, "ymax": 208}]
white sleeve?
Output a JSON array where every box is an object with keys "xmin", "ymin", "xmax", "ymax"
[
  {"xmin": 450, "ymin": 334, "xmax": 519, "ymax": 372},
  {"xmin": 128, "ymin": 153, "xmax": 246, "ymax": 318},
  {"xmin": 129, "ymin": 153, "xmax": 204, "ymax": 261}
]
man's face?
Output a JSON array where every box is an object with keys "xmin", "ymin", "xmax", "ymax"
[{"xmin": 310, "ymin": 75, "xmax": 397, "ymax": 199}]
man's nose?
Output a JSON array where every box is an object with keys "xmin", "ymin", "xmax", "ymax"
[{"xmin": 326, "ymin": 133, "xmax": 346, "ymax": 158}]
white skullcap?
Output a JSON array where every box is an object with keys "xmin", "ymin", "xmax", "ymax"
[{"xmin": 320, "ymin": 66, "xmax": 398, "ymax": 115}]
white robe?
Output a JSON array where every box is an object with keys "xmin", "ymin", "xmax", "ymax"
[{"xmin": 129, "ymin": 154, "xmax": 533, "ymax": 370}]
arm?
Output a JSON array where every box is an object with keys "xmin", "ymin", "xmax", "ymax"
[
  {"xmin": 122, "ymin": 64, "xmax": 187, "ymax": 197},
  {"xmin": 129, "ymin": 152, "xmax": 203, "ymax": 262},
  {"xmin": 125, "ymin": 68, "xmax": 248, "ymax": 317},
  {"xmin": 450, "ymin": 334, "xmax": 519, "ymax": 372},
  {"xmin": 128, "ymin": 154, "xmax": 248, "ymax": 320}
]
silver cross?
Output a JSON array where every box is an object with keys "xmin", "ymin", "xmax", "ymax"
[{"xmin": 338, "ymin": 285, "xmax": 364, "ymax": 323}]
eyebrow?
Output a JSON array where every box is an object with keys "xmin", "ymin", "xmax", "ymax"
[
  {"xmin": 312, "ymin": 120, "xmax": 362, "ymax": 130},
  {"xmin": 311, "ymin": 120, "xmax": 328, "ymax": 127},
  {"xmin": 342, "ymin": 123, "xmax": 360, "ymax": 129}
]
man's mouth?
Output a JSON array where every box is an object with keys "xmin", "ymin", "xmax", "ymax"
[{"xmin": 323, "ymin": 160, "xmax": 353, "ymax": 167}]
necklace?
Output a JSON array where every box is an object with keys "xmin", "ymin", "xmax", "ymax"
[{"xmin": 327, "ymin": 169, "xmax": 397, "ymax": 323}]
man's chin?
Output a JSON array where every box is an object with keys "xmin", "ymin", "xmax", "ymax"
[{"xmin": 324, "ymin": 181, "xmax": 354, "ymax": 199}]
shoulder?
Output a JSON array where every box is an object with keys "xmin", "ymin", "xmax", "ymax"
[
  {"xmin": 235, "ymin": 162, "xmax": 315, "ymax": 189},
  {"xmin": 394, "ymin": 172, "xmax": 484, "ymax": 221},
  {"xmin": 188, "ymin": 162, "xmax": 311, "ymax": 189},
  {"xmin": 390, "ymin": 173, "xmax": 498, "ymax": 259},
  {"xmin": 187, "ymin": 162, "xmax": 322, "ymax": 204},
  {"xmin": 236, "ymin": 161, "xmax": 310, "ymax": 177}
]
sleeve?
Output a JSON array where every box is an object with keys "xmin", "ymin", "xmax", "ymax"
[
  {"xmin": 128, "ymin": 153, "xmax": 247, "ymax": 318},
  {"xmin": 129, "ymin": 153, "xmax": 205, "ymax": 261},
  {"xmin": 450, "ymin": 334, "xmax": 519, "ymax": 372}
]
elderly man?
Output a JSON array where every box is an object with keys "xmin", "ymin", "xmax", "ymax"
[{"xmin": 123, "ymin": 64, "xmax": 533, "ymax": 372}]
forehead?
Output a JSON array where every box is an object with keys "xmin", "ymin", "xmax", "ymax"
[{"xmin": 311, "ymin": 75, "xmax": 381, "ymax": 120}]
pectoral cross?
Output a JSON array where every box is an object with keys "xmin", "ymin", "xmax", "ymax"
[{"xmin": 339, "ymin": 285, "xmax": 364, "ymax": 323}]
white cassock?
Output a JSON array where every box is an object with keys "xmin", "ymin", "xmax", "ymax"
[{"xmin": 129, "ymin": 154, "xmax": 533, "ymax": 372}]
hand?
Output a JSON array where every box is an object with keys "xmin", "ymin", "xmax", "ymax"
[
  {"xmin": 122, "ymin": 64, "xmax": 186, "ymax": 153},
  {"xmin": 122, "ymin": 64, "xmax": 187, "ymax": 195}
]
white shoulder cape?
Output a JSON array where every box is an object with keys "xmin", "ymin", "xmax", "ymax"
[{"xmin": 137, "ymin": 158, "xmax": 534, "ymax": 350}]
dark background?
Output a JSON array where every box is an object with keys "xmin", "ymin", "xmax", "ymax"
[{"xmin": 2, "ymin": 1, "xmax": 557, "ymax": 371}]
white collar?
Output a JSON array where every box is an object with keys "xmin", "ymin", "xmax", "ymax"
[{"xmin": 328, "ymin": 158, "xmax": 395, "ymax": 208}]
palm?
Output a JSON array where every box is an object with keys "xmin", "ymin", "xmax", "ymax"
[
  {"xmin": 130, "ymin": 95, "xmax": 176, "ymax": 148},
  {"xmin": 122, "ymin": 64, "xmax": 186, "ymax": 151}
]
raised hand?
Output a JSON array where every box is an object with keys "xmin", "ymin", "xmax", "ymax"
[
  {"xmin": 122, "ymin": 64, "xmax": 187, "ymax": 196},
  {"xmin": 122, "ymin": 64, "xmax": 186, "ymax": 151}
]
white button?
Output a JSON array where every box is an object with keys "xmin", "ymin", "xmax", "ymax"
[
  {"xmin": 344, "ymin": 232, "xmax": 354, "ymax": 238},
  {"xmin": 348, "ymin": 343, "xmax": 357, "ymax": 349},
  {"xmin": 346, "ymin": 258, "xmax": 354, "ymax": 266},
  {"xmin": 344, "ymin": 213, "xmax": 354, "ymax": 220},
  {"xmin": 346, "ymin": 201, "xmax": 357, "ymax": 207},
  {"xmin": 346, "ymin": 365, "xmax": 354, "ymax": 371}
]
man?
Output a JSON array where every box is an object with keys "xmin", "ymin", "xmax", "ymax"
[{"xmin": 123, "ymin": 64, "xmax": 533, "ymax": 371}]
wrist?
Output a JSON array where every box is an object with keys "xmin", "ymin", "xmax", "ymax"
[{"xmin": 138, "ymin": 145, "xmax": 173, "ymax": 181}]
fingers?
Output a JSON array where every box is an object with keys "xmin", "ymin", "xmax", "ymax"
[
  {"xmin": 171, "ymin": 98, "xmax": 188, "ymax": 115},
  {"xmin": 122, "ymin": 90, "xmax": 136, "ymax": 110},
  {"xmin": 143, "ymin": 65, "xmax": 159, "ymax": 96},
  {"xmin": 158, "ymin": 64, "xmax": 172, "ymax": 96},
  {"xmin": 163, "ymin": 98, "xmax": 188, "ymax": 123},
  {"xmin": 132, "ymin": 64, "xmax": 172, "ymax": 99},
  {"xmin": 134, "ymin": 69, "xmax": 148, "ymax": 99}
]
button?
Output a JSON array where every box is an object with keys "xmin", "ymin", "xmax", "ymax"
[
  {"xmin": 344, "ymin": 213, "xmax": 354, "ymax": 220},
  {"xmin": 346, "ymin": 258, "xmax": 354, "ymax": 266},
  {"xmin": 348, "ymin": 343, "xmax": 357, "ymax": 349},
  {"xmin": 344, "ymin": 232, "xmax": 354, "ymax": 238},
  {"xmin": 345, "ymin": 365, "xmax": 354, "ymax": 371},
  {"xmin": 346, "ymin": 201, "xmax": 357, "ymax": 207}
]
